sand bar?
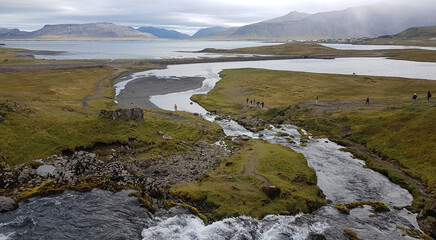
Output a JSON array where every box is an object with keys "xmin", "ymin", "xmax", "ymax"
[{"xmin": 116, "ymin": 74, "xmax": 205, "ymax": 109}]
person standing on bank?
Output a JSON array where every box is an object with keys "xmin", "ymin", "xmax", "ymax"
[
  {"xmin": 428, "ymin": 91, "xmax": 432, "ymax": 102},
  {"xmin": 316, "ymin": 96, "xmax": 318, "ymax": 104},
  {"xmin": 413, "ymin": 93, "xmax": 417, "ymax": 103},
  {"xmin": 365, "ymin": 97, "xmax": 369, "ymax": 106},
  {"xmin": 174, "ymin": 104, "xmax": 178, "ymax": 111}
]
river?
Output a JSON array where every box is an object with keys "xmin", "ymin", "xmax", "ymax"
[{"xmin": 2, "ymin": 55, "xmax": 435, "ymax": 239}]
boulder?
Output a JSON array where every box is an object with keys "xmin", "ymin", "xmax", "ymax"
[
  {"xmin": 262, "ymin": 185, "xmax": 281, "ymax": 199},
  {"xmin": 36, "ymin": 165, "xmax": 56, "ymax": 178},
  {"xmin": 162, "ymin": 134, "xmax": 173, "ymax": 140},
  {"xmin": 99, "ymin": 108, "xmax": 144, "ymax": 122},
  {"xmin": 0, "ymin": 196, "xmax": 17, "ymax": 213}
]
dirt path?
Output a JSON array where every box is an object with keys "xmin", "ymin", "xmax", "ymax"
[
  {"xmin": 300, "ymin": 102, "xmax": 397, "ymax": 118},
  {"xmin": 241, "ymin": 152, "xmax": 271, "ymax": 188},
  {"xmin": 81, "ymin": 67, "xmax": 126, "ymax": 105}
]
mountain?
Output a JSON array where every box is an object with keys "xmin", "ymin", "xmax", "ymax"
[
  {"xmin": 205, "ymin": 4, "xmax": 436, "ymax": 40},
  {"xmin": 0, "ymin": 23, "xmax": 157, "ymax": 40},
  {"xmin": 133, "ymin": 26, "xmax": 190, "ymax": 39},
  {"xmin": 192, "ymin": 26, "xmax": 233, "ymax": 38},
  {"xmin": 262, "ymin": 11, "xmax": 311, "ymax": 23},
  {"xmin": 0, "ymin": 28, "xmax": 27, "ymax": 38}
]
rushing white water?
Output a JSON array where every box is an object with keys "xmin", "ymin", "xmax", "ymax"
[{"xmin": 142, "ymin": 213, "xmax": 329, "ymax": 240}]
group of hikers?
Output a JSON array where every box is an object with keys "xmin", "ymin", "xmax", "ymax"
[
  {"xmin": 175, "ymin": 91, "xmax": 432, "ymax": 112},
  {"xmin": 246, "ymin": 98, "xmax": 265, "ymax": 108},
  {"xmin": 412, "ymin": 91, "xmax": 432, "ymax": 103}
]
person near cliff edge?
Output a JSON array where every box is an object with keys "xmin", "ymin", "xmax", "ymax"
[
  {"xmin": 365, "ymin": 97, "xmax": 369, "ymax": 106},
  {"xmin": 174, "ymin": 104, "xmax": 178, "ymax": 111},
  {"xmin": 428, "ymin": 91, "xmax": 432, "ymax": 102},
  {"xmin": 413, "ymin": 93, "xmax": 417, "ymax": 103}
]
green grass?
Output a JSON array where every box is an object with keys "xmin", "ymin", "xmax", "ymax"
[
  {"xmin": 193, "ymin": 68, "xmax": 436, "ymax": 115},
  {"xmin": 331, "ymin": 104, "xmax": 436, "ymax": 192},
  {"xmin": 170, "ymin": 140, "xmax": 326, "ymax": 221},
  {"xmin": 0, "ymin": 104, "xmax": 221, "ymax": 165},
  {"xmin": 0, "ymin": 67, "xmax": 114, "ymax": 102},
  {"xmin": 0, "ymin": 51, "xmax": 224, "ymax": 165}
]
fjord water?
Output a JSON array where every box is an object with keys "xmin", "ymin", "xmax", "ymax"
[{"xmin": 1, "ymin": 40, "xmax": 275, "ymax": 59}]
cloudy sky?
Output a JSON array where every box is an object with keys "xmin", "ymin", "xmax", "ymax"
[{"xmin": 1, "ymin": 0, "xmax": 435, "ymax": 35}]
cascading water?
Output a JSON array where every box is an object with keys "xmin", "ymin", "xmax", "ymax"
[{"xmin": 138, "ymin": 120, "xmax": 419, "ymax": 239}]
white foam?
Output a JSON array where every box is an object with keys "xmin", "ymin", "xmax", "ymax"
[
  {"xmin": 0, "ymin": 232, "xmax": 15, "ymax": 240},
  {"xmin": 142, "ymin": 213, "xmax": 328, "ymax": 240}
]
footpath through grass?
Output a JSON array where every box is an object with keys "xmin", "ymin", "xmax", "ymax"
[{"xmin": 171, "ymin": 140, "xmax": 326, "ymax": 221}]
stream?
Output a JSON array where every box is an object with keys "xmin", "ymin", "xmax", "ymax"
[{"xmin": 2, "ymin": 57, "xmax": 434, "ymax": 239}]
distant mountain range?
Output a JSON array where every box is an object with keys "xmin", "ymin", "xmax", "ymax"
[
  {"xmin": 193, "ymin": 4, "xmax": 436, "ymax": 40},
  {"xmin": 132, "ymin": 26, "xmax": 190, "ymax": 39},
  {"xmin": 0, "ymin": 23, "xmax": 156, "ymax": 40},
  {"xmin": 1, "ymin": 3, "xmax": 436, "ymax": 40}
]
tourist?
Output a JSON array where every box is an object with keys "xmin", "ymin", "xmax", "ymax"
[
  {"xmin": 316, "ymin": 96, "xmax": 318, "ymax": 104},
  {"xmin": 246, "ymin": 98, "xmax": 249, "ymax": 104},
  {"xmin": 174, "ymin": 104, "xmax": 178, "ymax": 111},
  {"xmin": 413, "ymin": 93, "xmax": 417, "ymax": 103},
  {"xmin": 261, "ymin": 102, "xmax": 264, "ymax": 108},
  {"xmin": 428, "ymin": 91, "xmax": 432, "ymax": 102},
  {"xmin": 365, "ymin": 97, "xmax": 369, "ymax": 106}
]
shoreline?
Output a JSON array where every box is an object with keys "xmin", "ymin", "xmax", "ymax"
[{"xmin": 115, "ymin": 74, "xmax": 205, "ymax": 109}]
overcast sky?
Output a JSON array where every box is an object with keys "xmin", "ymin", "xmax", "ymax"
[{"xmin": 1, "ymin": 0, "xmax": 435, "ymax": 35}]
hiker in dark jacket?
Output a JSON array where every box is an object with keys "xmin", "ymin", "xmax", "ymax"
[
  {"xmin": 428, "ymin": 91, "xmax": 432, "ymax": 102},
  {"xmin": 413, "ymin": 93, "xmax": 417, "ymax": 103},
  {"xmin": 365, "ymin": 97, "xmax": 369, "ymax": 106}
]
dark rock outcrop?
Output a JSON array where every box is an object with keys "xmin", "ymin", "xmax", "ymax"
[
  {"xmin": 262, "ymin": 185, "xmax": 281, "ymax": 199},
  {"xmin": 418, "ymin": 201, "xmax": 436, "ymax": 238},
  {"xmin": 99, "ymin": 108, "xmax": 144, "ymax": 122}
]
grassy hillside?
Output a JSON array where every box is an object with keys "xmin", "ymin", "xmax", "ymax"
[
  {"xmin": 0, "ymin": 50, "xmax": 223, "ymax": 165},
  {"xmin": 363, "ymin": 26, "xmax": 436, "ymax": 47}
]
